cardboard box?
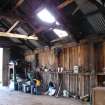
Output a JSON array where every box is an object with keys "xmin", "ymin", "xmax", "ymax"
[{"xmin": 92, "ymin": 87, "xmax": 105, "ymax": 105}]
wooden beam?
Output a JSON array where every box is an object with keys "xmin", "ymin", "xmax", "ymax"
[
  {"xmin": 15, "ymin": 0, "xmax": 24, "ymax": 8},
  {"xmin": 88, "ymin": 41, "xmax": 95, "ymax": 71},
  {"xmin": 0, "ymin": 32, "xmax": 38, "ymax": 40},
  {"xmin": 51, "ymin": 38, "xmax": 63, "ymax": 43},
  {"xmin": 7, "ymin": 20, "xmax": 20, "ymax": 33},
  {"xmin": 52, "ymin": 42, "xmax": 78, "ymax": 49},
  {"xmin": 72, "ymin": 6, "xmax": 80, "ymax": 15},
  {"xmin": 57, "ymin": 0, "xmax": 74, "ymax": 9}
]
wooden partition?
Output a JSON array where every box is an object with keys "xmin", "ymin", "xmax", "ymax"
[
  {"xmin": 59, "ymin": 43, "xmax": 90, "ymax": 71},
  {"xmin": 95, "ymin": 42, "xmax": 105, "ymax": 72},
  {"xmin": 24, "ymin": 41, "xmax": 105, "ymax": 97},
  {"xmin": 94, "ymin": 42, "xmax": 105, "ymax": 87},
  {"xmin": 40, "ymin": 72, "xmax": 97, "ymax": 97},
  {"xmin": 30, "ymin": 42, "xmax": 90, "ymax": 72}
]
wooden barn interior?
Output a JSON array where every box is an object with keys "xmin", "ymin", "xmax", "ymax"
[{"xmin": 0, "ymin": 0, "xmax": 105, "ymax": 105}]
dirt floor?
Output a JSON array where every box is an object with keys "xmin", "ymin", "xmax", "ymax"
[{"xmin": 0, "ymin": 87, "xmax": 82, "ymax": 105}]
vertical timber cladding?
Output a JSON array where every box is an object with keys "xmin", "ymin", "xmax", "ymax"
[
  {"xmin": 2, "ymin": 48, "xmax": 10, "ymax": 86},
  {"xmin": 34, "ymin": 42, "xmax": 90, "ymax": 71},
  {"xmin": 25, "ymin": 42, "xmax": 94, "ymax": 97},
  {"xmin": 38, "ymin": 47, "xmax": 55, "ymax": 66},
  {"xmin": 95, "ymin": 42, "xmax": 105, "ymax": 87},
  {"xmin": 59, "ymin": 42, "xmax": 91, "ymax": 95},
  {"xmin": 95, "ymin": 42, "xmax": 105, "ymax": 72},
  {"xmin": 60, "ymin": 42, "xmax": 90, "ymax": 71},
  {"xmin": 38, "ymin": 42, "xmax": 90, "ymax": 93}
]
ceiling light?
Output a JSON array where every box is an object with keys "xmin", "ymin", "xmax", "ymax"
[
  {"xmin": 53, "ymin": 28, "xmax": 68, "ymax": 38},
  {"xmin": 56, "ymin": 21, "xmax": 60, "ymax": 25},
  {"xmin": 37, "ymin": 8, "xmax": 56, "ymax": 23}
]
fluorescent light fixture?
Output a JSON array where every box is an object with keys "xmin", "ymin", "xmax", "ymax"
[
  {"xmin": 37, "ymin": 8, "xmax": 56, "ymax": 23},
  {"xmin": 53, "ymin": 28, "xmax": 68, "ymax": 38}
]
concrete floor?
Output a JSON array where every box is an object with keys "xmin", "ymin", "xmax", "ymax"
[{"xmin": 0, "ymin": 87, "xmax": 82, "ymax": 105}]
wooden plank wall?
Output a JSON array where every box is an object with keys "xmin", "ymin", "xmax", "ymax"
[
  {"xmin": 25, "ymin": 50, "xmax": 35, "ymax": 62},
  {"xmin": 28, "ymin": 43, "xmax": 90, "ymax": 72},
  {"xmin": 95, "ymin": 42, "xmax": 105, "ymax": 72},
  {"xmin": 24, "ymin": 42, "xmax": 105, "ymax": 72},
  {"xmin": 60, "ymin": 43, "xmax": 89, "ymax": 71},
  {"xmin": 25, "ymin": 42, "xmax": 105, "ymax": 97},
  {"xmin": 40, "ymin": 72, "xmax": 96, "ymax": 97},
  {"xmin": 38, "ymin": 48, "xmax": 56, "ymax": 66}
]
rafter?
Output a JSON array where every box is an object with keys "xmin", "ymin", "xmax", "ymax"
[
  {"xmin": 15, "ymin": 0, "xmax": 24, "ymax": 8},
  {"xmin": 72, "ymin": 6, "xmax": 80, "ymax": 15},
  {"xmin": 7, "ymin": 20, "xmax": 20, "ymax": 32},
  {"xmin": 57, "ymin": 0, "xmax": 74, "ymax": 9},
  {"xmin": 0, "ymin": 32, "xmax": 38, "ymax": 40}
]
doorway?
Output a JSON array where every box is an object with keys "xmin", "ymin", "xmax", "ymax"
[{"xmin": 0, "ymin": 48, "xmax": 3, "ymax": 84}]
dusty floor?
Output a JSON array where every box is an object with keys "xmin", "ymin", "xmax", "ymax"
[{"xmin": 0, "ymin": 87, "xmax": 82, "ymax": 105}]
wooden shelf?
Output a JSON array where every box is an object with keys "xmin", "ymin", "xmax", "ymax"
[
  {"xmin": 96, "ymin": 73, "xmax": 105, "ymax": 76},
  {"xmin": 40, "ymin": 71, "xmax": 96, "ymax": 75}
]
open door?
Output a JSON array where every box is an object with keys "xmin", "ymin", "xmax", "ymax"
[{"xmin": 8, "ymin": 62, "xmax": 15, "ymax": 90}]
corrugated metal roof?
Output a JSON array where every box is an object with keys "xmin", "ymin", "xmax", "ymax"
[
  {"xmin": 75, "ymin": 0, "xmax": 105, "ymax": 34},
  {"xmin": 29, "ymin": 40, "xmax": 43, "ymax": 48},
  {"xmin": 75, "ymin": 0, "xmax": 98, "ymax": 14},
  {"xmin": 16, "ymin": 27, "xmax": 28, "ymax": 35},
  {"xmin": 81, "ymin": 2, "xmax": 97, "ymax": 14},
  {"xmin": 87, "ymin": 13, "xmax": 105, "ymax": 33},
  {"xmin": 9, "ymin": 38, "xmax": 22, "ymax": 43}
]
